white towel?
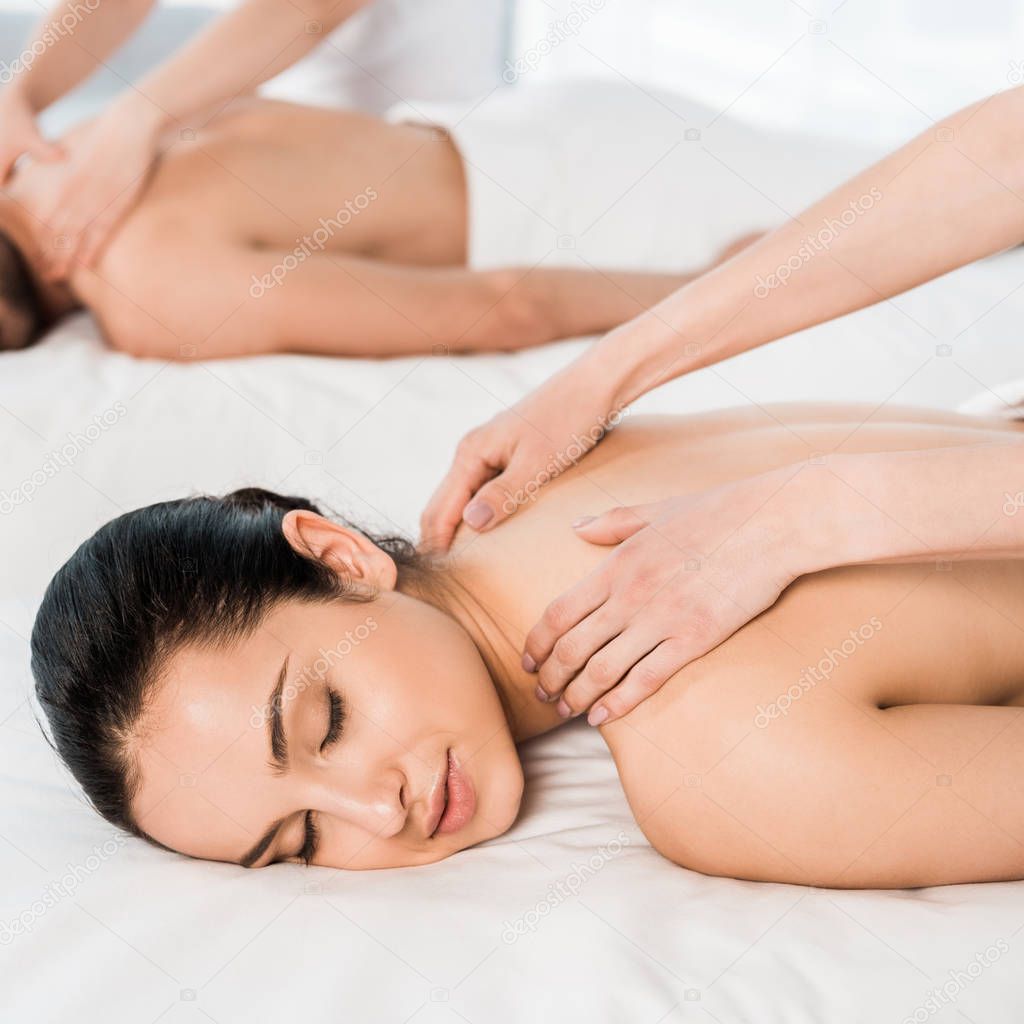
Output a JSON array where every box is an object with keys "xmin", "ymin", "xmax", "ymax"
[
  {"xmin": 957, "ymin": 377, "xmax": 1024, "ymax": 420},
  {"xmin": 385, "ymin": 78, "xmax": 880, "ymax": 271}
]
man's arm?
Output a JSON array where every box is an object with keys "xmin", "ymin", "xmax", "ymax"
[{"xmin": 89, "ymin": 247, "xmax": 696, "ymax": 360}]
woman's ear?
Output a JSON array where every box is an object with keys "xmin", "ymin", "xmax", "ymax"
[{"xmin": 281, "ymin": 510, "xmax": 398, "ymax": 591}]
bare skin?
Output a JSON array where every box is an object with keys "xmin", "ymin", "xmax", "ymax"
[
  {"xmin": 2, "ymin": 99, "xmax": 735, "ymax": 359},
  {"xmin": 440, "ymin": 403, "xmax": 1024, "ymax": 888},
  {"xmin": 135, "ymin": 402, "xmax": 1024, "ymax": 887}
]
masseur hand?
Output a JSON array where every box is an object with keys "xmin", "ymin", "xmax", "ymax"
[
  {"xmin": 419, "ymin": 337, "xmax": 626, "ymax": 551},
  {"xmin": 525, "ymin": 467, "xmax": 809, "ymax": 725},
  {"xmin": 0, "ymin": 86, "xmax": 63, "ymax": 182},
  {"xmin": 424, "ymin": 82, "xmax": 1024, "ymax": 722},
  {"xmin": 30, "ymin": 95, "xmax": 163, "ymax": 278}
]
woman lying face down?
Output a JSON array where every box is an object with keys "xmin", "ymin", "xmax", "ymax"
[
  {"xmin": 32, "ymin": 405, "xmax": 1024, "ymax": 886},
  {"xmin": 31, "ymin": 489, "xmax": 528, "ymax": 870}
]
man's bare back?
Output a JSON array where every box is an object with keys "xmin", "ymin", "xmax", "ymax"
[{"xmin": 5, "ymin": 98, "xmax": 724, "ymax": 359}]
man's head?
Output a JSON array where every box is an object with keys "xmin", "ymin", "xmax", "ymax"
[{"xmin": 0, "ymin": 228, "xmax": 43, "ymax": 350}]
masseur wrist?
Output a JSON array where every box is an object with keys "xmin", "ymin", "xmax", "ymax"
[
  {"xmin": 111, "ymin": 89, "xmax": 167, "ymax": 140},
  {"xmin": 595, "ymin": 282, "xmax": 737, "ymax": 412},
  {"xmin": 1, "ymin": 79, "xmax": 33, "ymax": 116},
  {"xmin": 782, "ymin": 453, "xmax": 904, "ymax": 577},
  {"xmin": 720, "ymin": 463, "xmax": 844, "ymax": 587}
]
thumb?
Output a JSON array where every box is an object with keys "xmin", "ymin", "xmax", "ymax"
[
  {"xmin": 461, "ymin": 465, "xmax": 534, "ymax": 534},
  {"xmin": 572, "ymin": 504, "xmax": 652, "ymax": 545}
]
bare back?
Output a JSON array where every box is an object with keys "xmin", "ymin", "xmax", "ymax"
[
  {"xmin": 126, "ymin": 100, "xmax": 467, "ymax": 265},
  {"xmin": 451, "ymin": 403, "xmax": 1024, "ymax": 887}
]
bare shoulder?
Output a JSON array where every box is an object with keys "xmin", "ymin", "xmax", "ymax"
[{"xmin": 598, "ymin": 559, "xmax": 1024, "ymax": 886}]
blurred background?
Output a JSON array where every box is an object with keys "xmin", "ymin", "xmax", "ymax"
[{"xmin": 1, "ymin": 0, "xmax": 1023, "ymax": 144}]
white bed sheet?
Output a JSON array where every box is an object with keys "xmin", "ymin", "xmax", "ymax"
[{"xmin": 4, "ymin": 85, "xmax": 1024, "ymax": 1023}]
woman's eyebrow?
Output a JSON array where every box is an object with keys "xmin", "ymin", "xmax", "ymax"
[
  {"xmin": 235, "ymin": 655, "xmax": 292, "ymax": 868},
  {"xmin": 268, "ymin": 655, "xmax": 291, "ymax": 771}
]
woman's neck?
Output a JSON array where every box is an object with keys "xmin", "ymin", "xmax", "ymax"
[{"xmin": 397, "ymin": 555, "xmax": 566, "ymax": 743}]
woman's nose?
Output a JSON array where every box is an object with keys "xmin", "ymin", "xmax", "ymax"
[{"xmin": 313, "ymin": 769, "xmax": 407, "ymax": 839}]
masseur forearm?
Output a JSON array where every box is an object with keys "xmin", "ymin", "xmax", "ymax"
[
  {"xmin": 122, "ymin": 0, "xmax": 368, "ymax": 131},
  {"xmin": 595, "ymin": 85, "xmax": 1024, "ymax": 408},
  {"xmin": 796, "ymin": 442, "xmax": 1024, "ymax": 575},
  {"xmin": 10, "ymin": 0, "xmax": 155, "ymax": 112}
]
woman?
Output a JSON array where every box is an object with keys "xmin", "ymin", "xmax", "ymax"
[
  {"xmin": 31, "ymin": 401, "xmax": 1024, "ymax": 888},
  {"xmin": 420, "ymin": 81, "xmax": 1024, "ymax": 729}
]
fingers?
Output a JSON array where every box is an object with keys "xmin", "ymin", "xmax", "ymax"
[
  {"xmin": 522, "ymin": 571, "xmax": 609, "ymax": 675},
  {"xmin": 460, "ymin": 462, "xmax": 531, "ymax": 534},
  {"xmin": 0, "ymin": 137, "xmax": 63, "ymax": 183},
  {"xmin": 77, "ymin": 207, "xmax": 122, "ymax": 269},
  {"xmin": 550, "ymin": 626, "xmax": 660, "ymax": 716},
  {"xmin": 583, "ymin": 639, "xmax": 695, "ymax": 725},
  {"xmin": 419, "ymin": 435, "xmax": 499, "ymax": 552},
  {"xmin": 534, "ymin": 602, "xmax": 622, "ymax": 702},
  {"xmin": 572, "ymin": 504, "xmax": 653, "ymax": 545}
]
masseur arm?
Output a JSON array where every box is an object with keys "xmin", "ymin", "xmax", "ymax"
[
  {"xmin": 0, "ymin": 0, "xmax": 155, "ymax": 186},
  {"xmin": 12, "ymin": 0, "xmax": 371, "ymax": 275},
  {"xmin": 419, "ymin": 83, "xmax": 1024, "ymax": 724},
  {"xmin": 603, "ymin": 86, "xmax": 1024, "ymax": 414},
  {"xmin": 421, "ymin": 83, "xmax": 1024, "ymax": 550},
  {"xmin": 520, "ymin": 438, "xmax": 1024, "ymax": 726}
]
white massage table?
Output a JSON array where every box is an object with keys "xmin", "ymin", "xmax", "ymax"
[{"xmin": 3, "ymin": 14, "xmax": 1024, "ymax": 1023}]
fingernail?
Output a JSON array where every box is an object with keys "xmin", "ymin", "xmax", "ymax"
[
  {"xmin": 556, "ymin": 699, "xmax": 572, "ymax": 718},
  {"xmin": 522, "ymin": 653, "xmax": 537, "ymax": 673},
  {"xmin": 588, "ymin": 706, "xmax": 609, "ymax": 726},
  {"xmin": 463, "ymin": 502, "xmax": 493, "ymax": 530},
  {"xmin": 534, "ymin": 684, "xmax": 549, "ymax": 702},
  {"xmin": 572, "ymin": 515, "xmax": 595, "ymax": 529}
]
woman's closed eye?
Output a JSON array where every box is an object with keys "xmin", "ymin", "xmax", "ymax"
[
  {"xmin": 295, "ymin": 686, "xmax": 347, "ymax": 866},
  {"xmin": 321, "ymin": 686, "xmax": 346, "ymax": 753}
]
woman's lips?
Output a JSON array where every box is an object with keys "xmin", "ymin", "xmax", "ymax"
[
  {"xmin": 425, "ymin": 754, "xmax": 449, "ymax": 839},
  {"xmin": 428, "ymin": 748, "xmax": 476, "ymax": 839}
]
